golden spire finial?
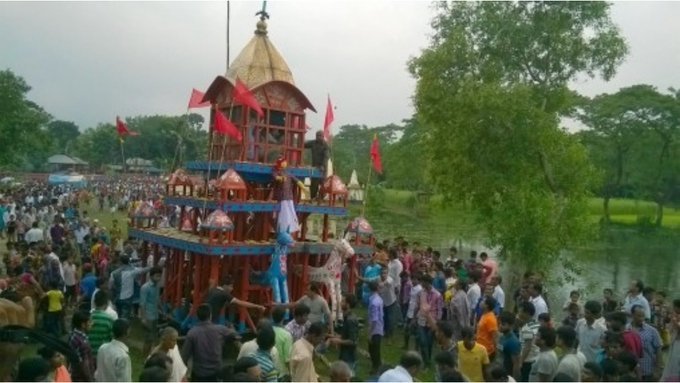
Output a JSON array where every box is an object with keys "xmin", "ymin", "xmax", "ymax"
[{"xmin": 255, "ymin": 1, "xmax": 269, "ymax": 35}]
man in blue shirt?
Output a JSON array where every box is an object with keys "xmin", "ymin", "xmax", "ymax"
[
  {"xmin": 140, "ymin": 266, "xmax": 163, "ymax": 355},
  {"xmin": 499, "ymin": 311, "xmax": 522, "ymax": 379},
  {"xmin": 79, "ymin": 263, "xmax": 97, "ymax": 306}
]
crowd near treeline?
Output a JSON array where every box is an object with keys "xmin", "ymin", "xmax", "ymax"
[{"xmin": 0, "ymin": 180, "xmax": 679, "ymax": 382}]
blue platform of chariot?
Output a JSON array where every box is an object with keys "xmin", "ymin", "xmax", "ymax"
[
  {"xmin": 185, "ymin": 161, "xmax": 323, "ymax": 183},
  {"xmin": 128, "ymin": 227, "xmax": 374, "ymax": 256},
  {"xmin": 162, "ymin": 196, "xmax": 346, "ymax": 215}
]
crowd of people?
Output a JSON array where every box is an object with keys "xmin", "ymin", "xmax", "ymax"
[{"xmin": 0, "ymin": 178, "xmax": 679, "ymax": 382}]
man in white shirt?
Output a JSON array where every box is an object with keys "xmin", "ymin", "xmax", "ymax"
[
  {"xmin": 492, "ymin": 275, "xmax": 506, "ymax": 310},
  {"xmin": 379, "ymin": 268, "xmax": 399, "ymax": 337},
  {"xmin": 622, "ymin": 279, "xmax": 651, "ymax": 320},
  {"xmin": 378, "ymin": 351, "xmax": 422, "ymax": 382},
  {"xmin": 388, "ymin": 250, "xmax": 403, "ymax": 296},
  {"xmin": 467, "ymin": 272, "xmax": 482, "ymax": 324},
  {"xmin": 237, "ymin": 320, "xmax": 281, "ymax": 367},
  {"xmin": 24, "ymin": 222, "xmax": 44, "ymax": 244},
  {"xmin": 528, "ymin": 282, "xmax": 549, "ymax": 320},
  {"xmin": 575, "ymin": 300, "xmax": 606, "ymax": 363},
  {"xmin": 44, "ymin": 246, "xmax": 64, "ymax": 281},
  {"xmin": 555, "ymin": 326, "xmax": 586, "ymax": 382},
  {"xmin": 95, "ymin": 319, "xmax": 132, "ymax": 382}
]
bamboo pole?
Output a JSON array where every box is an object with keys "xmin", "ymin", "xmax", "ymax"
[{"xmin": 361, "ymin": 163, "xmax": 373, "ymax": 217}]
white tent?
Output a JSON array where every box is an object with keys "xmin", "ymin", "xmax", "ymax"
[{"xmin": 348, "ymin": 169, "xmax": 364, "ymax": 202}]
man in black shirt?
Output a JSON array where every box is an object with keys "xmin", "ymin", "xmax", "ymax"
[
  {"xmin": 204, "ymin": 277, "xmax": 265, "ymax": 324},
  {"xmin": 303, "ymin": 131, "xmax": 330, "ymax": 200},
  {"xmin": 181, "ymin": 304, "xmax": 239, "ymax": 381},
  {"xmin": 328, "ymin": 293, "xmax": 359, "ymax": 375}
]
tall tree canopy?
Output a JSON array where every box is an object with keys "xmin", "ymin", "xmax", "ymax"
[
  {"xmin": 409, "ymin": 2, "xmax": 628, "ymax": 271},
  {"xmin": 47, "ymin": 120, "xmax": 81, "ymax": 155},
  {"xmin": 578, "ymin": 85, "xmax": 680, "ymax": 225},
  {"xmin": 0, "ymin": 70, "xmax": 51, "ymax": 169}
]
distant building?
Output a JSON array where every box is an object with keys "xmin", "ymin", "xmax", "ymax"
[
  {"xmin": 47, "ymin": 154, "xmax": 89, "ymax": 172},
  {"xmin": 106, "ymin": 157, "xmax": 162, "ymax": 174}
]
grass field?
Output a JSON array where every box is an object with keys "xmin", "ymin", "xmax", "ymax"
[{"xmin": 366, "ymin": 188, "xmax": 680, "ymax": 229}]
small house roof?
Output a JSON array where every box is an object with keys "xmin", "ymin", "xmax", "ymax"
[
  {"xmin": 214, "ymin": 169, "xmax": 246, "ymax": 190},
  {"xmin": 346, "ymin": 217, "xmax": 373, "ymax": 235},
  {"xmin": 201, "ymin": 210, "xmax": 234, "ymax": 231},
  {"xmin": 48, "ymin": 154, "xmax": 78, "ymax": 165}
]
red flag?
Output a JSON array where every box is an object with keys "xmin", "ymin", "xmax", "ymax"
[
  {"xmin": 370, "ymin": 133, "xmax": 383, "ymax": 174},
  {"xmin": 115, "ymin": 116, "xmax": 139, "ymax": 137},
  {"xmin": 188, "ymin": 88, "xmax": 210, "ymax": 109},
  {"xmin": 323, "ymin": 95, "xmax": 334, "ymax": 142},
  {"xmin": 233, "ymin": 79, "xmax": 264, "ymax": 118},
  {"xmin": 214, "ymin": 108, "xmax": 242, "ymax": 141}
]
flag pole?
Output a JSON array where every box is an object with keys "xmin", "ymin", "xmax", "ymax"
[
  {"xmin": 361, "ymin": 162, "xmax": 372, "ymax": 218},
  {"xmin": 119, "ymin": 138, "xmax": 127, "ymax": 175},
  {"xmin": 226, "ymin": 0, "xmax": 231, "ymax": 73}
]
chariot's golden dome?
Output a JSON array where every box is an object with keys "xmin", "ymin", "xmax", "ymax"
[{"xmin": 226, "ymin": 19, "xmax": 295, "ymax": 89}]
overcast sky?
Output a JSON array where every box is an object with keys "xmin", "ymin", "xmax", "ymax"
[{"xmin": 1, "ymin": 1, "xmax": 679, "ymax": 134}]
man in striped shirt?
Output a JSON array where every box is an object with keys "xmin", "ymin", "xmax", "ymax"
[
  {"xmin": 88, "ymin": 290, "xmax": 114, "ymax": 355},
  {"xmin": 630, "ymin": 304, "xmax": 662, "ymax": 380},
  {"xmin": 247, "ymin": 323, "xmax": 279, "ymax": 382},
  {"xmin": 518, "ymin": 301, "xmax": 540, "ymax": 382}
]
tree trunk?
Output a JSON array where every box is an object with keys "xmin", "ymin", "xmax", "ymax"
[
  {"xmin": 603, "ymin": 196, "xmax": 611, "ymax": 224},
  {"xmin": 655, "ymin": 201, "xmax": 664, "ymax": 227}
]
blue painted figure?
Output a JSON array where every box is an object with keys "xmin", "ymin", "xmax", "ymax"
[{"xmin": 267, "ymin": 229, "xmax": 295, "ymax": 313}]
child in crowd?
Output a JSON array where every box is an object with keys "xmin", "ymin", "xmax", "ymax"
[
  {"xmin": 562, "ymin": 290, "xmax": 582, "ymax": 315},
  {"xmin": 562, "ymin": 302, "xmax": 581, "ymax": 328},
  {"xmin": 43, "ymin": 281, "xmax": 64, "ymax": 334}
]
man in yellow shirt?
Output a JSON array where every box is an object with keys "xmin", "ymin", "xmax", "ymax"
[
  {"xmin": 457, "ymin": 326, "xmax": 490, "ymax": 382},
  {"xmin": 44, "ymin": 281, "xmax": 65, "ymax": 334},
  {"xmin": 290, "ymin": 322, "xmax": 327, "ymax": 382}
]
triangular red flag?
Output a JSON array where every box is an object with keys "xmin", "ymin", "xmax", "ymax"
[
  {"xmin": 115, "ymin": 116, "xmax": 139, "ymax": 137},
  {"xmin": 323, "ymin": 95, "xmax": 334, "ymax": 142},
  {"xmin": 188, "ymin": 88, "xmax": 210, "ymax": 109},
  {"xmin": 233, "ymin": 79, "xmax": 264, "ymax": 118},
  {"xmin": 214, "ymin": 108, "xmax": 242, "ymax": 141},
  {"xmin": 370, "ymin": 134, "xmax": 383, "ymax": 174}
]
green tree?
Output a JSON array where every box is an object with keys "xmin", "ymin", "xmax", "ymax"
[
  {"xmin": 73, "ymin": 123, "xmax": 119, "ymax": 170},
  {"xmin": 47, "ymin": 120, "xmax": 81, "ymax": 155},
  {"xmin": 0, "ymin": 70, "xmax": 51, "ymax": 169},
  {"xmin": 577, "ymin": 88, "xmax": 648, "ymax": 222},
  {"xmin": 382, "ymin": 118, "xmax": 427, "ymax": 191},
  {"xmin": 409, "ymin": 2, "xmax": 628, "ymax": 273},
  {"xmin": 74, "ymin": 114, "xmax": 208, "ymax": 172},
  {"xmin": 327, "ymin": 124, "xmax": 400, "ymax": 184},
  {"xmin": 611, "ymin": 85, "xmax": 680, "ymax": 226}
]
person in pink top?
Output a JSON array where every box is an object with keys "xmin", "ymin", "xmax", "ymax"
[
  {"xmin": 480, "ymin": 252, "xmax": 498, "ymax": 286},
  {"xmin": 401, "ymin": 243, "xmax": 413, "ymax": 275}
]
